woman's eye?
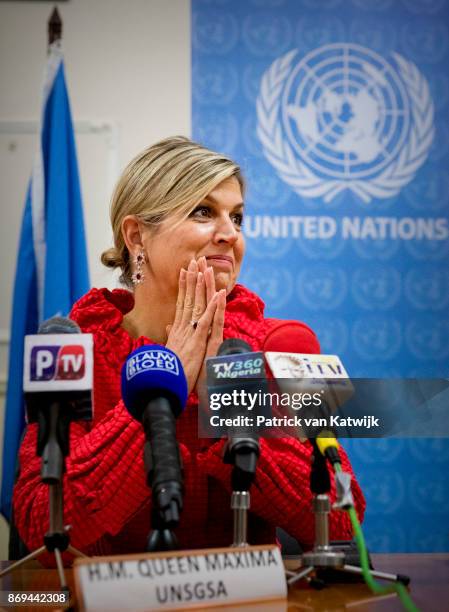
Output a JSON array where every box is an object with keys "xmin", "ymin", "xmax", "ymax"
[
  {"xmin": 191, "ymin": 206, "xmax": 211, "ymax": 219},
  {"xmin": 190, "ymin": 206, "xmax": 243, "ymax": 227},
  {"xmin": 232, "ymin": 213, "xmax": 244, "ymax": 227}
]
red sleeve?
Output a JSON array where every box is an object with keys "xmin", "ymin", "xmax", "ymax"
[
  {"xmin": 13, "ymin": 400, "xmax": 190, "ymax": 562},
  {"xmin": 198, "ymin": 437, "xmax": 365, "ymax": 549}
]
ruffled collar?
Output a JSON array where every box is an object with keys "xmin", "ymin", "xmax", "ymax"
[
  {"xmin": 70, "ymin": 287, "xmax": 135, "ymax": 333},
  {"xmin": 70, "ymin": 284, "xmax": 268, "ymax": 349}
]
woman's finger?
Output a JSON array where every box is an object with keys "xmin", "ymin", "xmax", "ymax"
[
  {"xmin": 173, "ymin": 268, "xmax": 186, "ymax": 327},
  {"xmin": 192, "ymin": 271, "xmax": 206, "ymax": 323},
  {"xmin": 197, "ymin": 256, "xmax": 207, "ymax": 275},
  {"xmin": 206, "ymin": 289, "xmax": 226, "ymax": 355},
  {"xmin": 181, "ymin": 259, "xmax": 198, "ymax": 325},
  {"xmin": 194, "ymin": 290, "xmax": 226, "ymax": 395},
  {"xmin": 194, "ymin": 291, "xmax": 218, "ymax": 339},
  {"xmin": 205, "ymin": 265, "xmax": 216, "ymax": 303}
]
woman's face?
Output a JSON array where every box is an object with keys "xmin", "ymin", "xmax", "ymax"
[{"xmin": 141, "ymin": 177, "xmax": 245, "ymax": 297}]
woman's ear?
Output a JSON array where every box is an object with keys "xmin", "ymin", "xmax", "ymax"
[{"xmin": 121, "ymin": 216, "xmax": 143, "ymax": 255}]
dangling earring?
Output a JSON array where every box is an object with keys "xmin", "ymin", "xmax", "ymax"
[{"xmin": 131, "ymin": 249, "xmax": 146, "ymax": 285}]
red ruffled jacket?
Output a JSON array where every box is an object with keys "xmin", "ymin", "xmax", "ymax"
[{"xmin": 13, "ymin": 284, "xmax": 365, "ymax": 561}]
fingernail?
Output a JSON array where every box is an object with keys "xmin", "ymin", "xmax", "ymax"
[
  {"xmin": 197, "ymin": 272, "xmax": 203, "ymax": 282},
  {"xmin": 188, "ymin": 260, "xmax": 196, "ymax": 271},
  {"xmin": 180, "ymin": 268, "xmax": 186, "ymax": 277}
]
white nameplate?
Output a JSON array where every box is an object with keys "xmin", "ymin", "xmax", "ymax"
[{"xmin": 74, "ymin": 545, "xmax": 287, "ymax": 611}]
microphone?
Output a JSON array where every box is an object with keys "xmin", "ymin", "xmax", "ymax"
[
  {"xmin": 219, "ymin": 339, "xmax": 262, "ymax": 475},
  {"xmin": 263, "ymin": 321, "xmax": 449, "ymax": 438},
  {"xmin": 262, "ymin": 320, "xmax": 321, "ymax": 355},
  {"xmin": 262, "ymin": 320, "xmax": 353, "ymax": 435},
  {"xmin": 262, "ymin": 323, "xmax": 344, "ymax": 502},
  {"xmin": 121, "ymin": 344, "xmax": 188, "ymax": 535},
  {"xmin": 23, "ymin": 316, "xmax": 94, "ymax": 482},
  {"xmin": 206, "ymin": 336, "xmax": 264, "ymax": 460},
  {"xmin": 7, "ymin": 316, "xmax": 95, "ymax": 574},
  {"xmin": 207, "ymin": 338, "xmax": 264, "ymax": 487},
  {"xmin": 207, "ymin": 338, "xmax": 266, "ymax": 546},
  {"xmin": 38, "ymin": 316, "xmax": 81, "ymax": 335}
]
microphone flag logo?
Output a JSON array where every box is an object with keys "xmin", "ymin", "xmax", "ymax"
[
  {"xmin": 23, "ymin": 334, "xmax": 93, "ymax": 393},
  {"xmin": 126, "ymin": 348, "xmax": 180, "ymax": 380},
  {"xmin": 30, "ymin": 345, "xmax": 85, "ymax": 381}
]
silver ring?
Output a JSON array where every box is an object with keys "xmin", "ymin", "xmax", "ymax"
[{"xmin": 191, "ymin": 320, "xmax": 199, "ymax": 330}]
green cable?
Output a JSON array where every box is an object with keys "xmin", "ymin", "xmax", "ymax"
[{"xmin": 333, "ymin": 463, "xmax": 420, "ymax": 612}]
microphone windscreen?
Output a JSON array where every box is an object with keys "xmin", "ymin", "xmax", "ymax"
[
  {"xmin": 121, "ymin": 344, "xmax": 188, "ymax": 420},
  {"xmin": 38, "ymin": 316, "xmax": 81, "ymax": 335},
  {"xmin": 218, "ymin": 338, "xmax": 252, "ymax": 356},
  {"xmin": 262, "ymin": 320, "xmax": 320, "ymax": 354}
]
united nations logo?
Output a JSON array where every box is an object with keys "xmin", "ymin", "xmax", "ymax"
[{"xmin": 257, "ymin": 44, "xmax": 434, "ymax": 203}]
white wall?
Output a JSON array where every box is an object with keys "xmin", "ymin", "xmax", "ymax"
[{"xmin": 0, "ymin": 0, "xmax": 191, "ymax": 558}]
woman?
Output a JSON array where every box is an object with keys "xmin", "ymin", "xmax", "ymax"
[{"xmin": 13, "ymin": 136, "xmax": 365, "ymax": 560}]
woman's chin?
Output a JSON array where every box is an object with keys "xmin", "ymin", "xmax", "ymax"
[{"xmin": 213, "ymin": 271, "xmax": 236, "ymax": 294}]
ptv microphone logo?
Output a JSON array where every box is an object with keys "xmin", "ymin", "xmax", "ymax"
[{"xmin": 30, "ymin": 345, "xmax": 86, "ymax": 381}]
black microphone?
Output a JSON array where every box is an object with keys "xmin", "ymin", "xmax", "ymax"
[
  {"xmin": 218, "ymin": 338, "xmax": 261, "ymax": 468},
  {"xmin": 23, "ymin": 316, "xmax": 93, "ymax": 483},
  {"xmin": 208, "ymin": 338, "xmax": 265, "ymax": 491},
  {"xmin": 207, "ymin": 338, "xmax": 267, "ymax": 546},
  {"xmin": 219, "ymin": 338, "xmax": 253, "ymax": 356},
  {"xmin": 38, "ymin": 316, "xmax": 80, "ymax": 335},
  {"xmin": 121, "ymin": 344, "xmax": 188, "ymax": 547}
]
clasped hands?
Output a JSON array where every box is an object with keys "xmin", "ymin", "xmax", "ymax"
[{"xmin": 165, "ymin": 257, "xmax": 226, "ymax": 395}]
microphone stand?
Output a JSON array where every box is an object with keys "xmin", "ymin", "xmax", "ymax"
[
  {"xmin": 0, "ymin": 401, "xmax": 87, "ymax": 595},
  {"xmin": 224, "ymin": 437, "xmax": 260, "ymax": 547},
  {"xmin": 286, "ymin": 440, "xmax": 408, "ymax": 588}
]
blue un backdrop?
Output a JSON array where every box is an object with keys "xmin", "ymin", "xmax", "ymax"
[{"xmin": 192, "ymin": 0, "xmax": 449, "ymax": 552}]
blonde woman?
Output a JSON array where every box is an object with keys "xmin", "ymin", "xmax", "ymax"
[{"xmin": 13, "ymin": 137, "xmax": 365, "ymax": 559}]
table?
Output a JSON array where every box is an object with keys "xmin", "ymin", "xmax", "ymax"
[
  {"xmin": 1, "ymin": 554, "xmax": 448, "ymax": 611},
  {"xmin": 286, "ymin": 553, "xmax": 449, "ymax": 611}
]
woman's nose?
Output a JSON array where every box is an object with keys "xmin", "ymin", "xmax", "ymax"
[{"xmin": 213, "ymin": 215, "xmax": 238, "ymax": 244}]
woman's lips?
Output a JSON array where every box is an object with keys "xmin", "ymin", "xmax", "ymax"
[{"xmin": 206, "ymin": 256, "xmax": 233, "ymax": 269}]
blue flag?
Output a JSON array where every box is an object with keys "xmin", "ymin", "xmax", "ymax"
[{"xmin": 1, "ymin": 42, "xmax": 90, "ymax": 520}]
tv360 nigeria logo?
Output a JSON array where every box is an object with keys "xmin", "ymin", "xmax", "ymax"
[{"xmin": 257, "ymin": 44, "xmax": 434, "ymax": 203}]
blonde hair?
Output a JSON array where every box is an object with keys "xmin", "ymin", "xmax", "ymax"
[{"xmin": 101, "ymin": 136, "xmax": 244, "ymax": 286}]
